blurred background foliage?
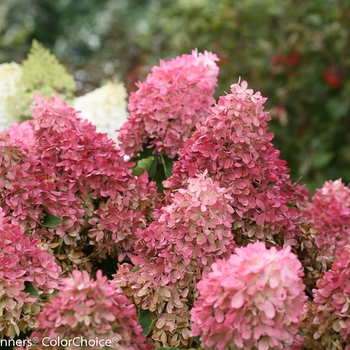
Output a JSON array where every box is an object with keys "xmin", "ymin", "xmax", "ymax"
[{"xmin": 0, "ymin": 0, "xmax": 349, "ymax": 192}]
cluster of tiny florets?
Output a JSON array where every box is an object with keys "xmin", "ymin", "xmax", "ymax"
[
  {"xmin": 191, "ymin": 241, "xmax": 307, "ymax": 350},
  {"xmin": 6, "ymin": 120, "xmax": 35, "ymax": 148},
  {"xmin": 118, "ymin": 49, "xmax": 219, "ymax": 158},
  {"xmin": 0, "ymin": 133, "xmax": 46, "ymax": 232},
  {"xmin": 311, "ymin": 246, "xmax": 350, "ymax": 348},
  {"xmin": 0, "ymin": 208, "xmax": 61, "ymax": 338},
  {"xmin": 31, "ymin": 270, "xmax": 153, "ymax": 350},
  {"xmin": 31, "ymin": 95, "xmax": 158, "ymax": 261},
  {"xmin": 165, "ymin": 80, "xmax": 309, "ymax": 244},
  {"xmin": 306, "ymin": 179, "xmax": 350, "ymax": 269},
  {"xmin": 114, "ymin": 172, "xmax": 236, "ymax": 347}
]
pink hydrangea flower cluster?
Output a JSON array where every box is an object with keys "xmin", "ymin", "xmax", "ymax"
[
  {"xmin": 306, "ymin": 179, "xmax": 350, "ymax": 269},
  {"xmin": 31, "ymin": 270, "xmax": 153, "ymax": 350},
  {"xmin": 165, "ymin": 80, "xmax": 309, "ymax": 243},
  {"xmin": 0, "ymin": 133, "xmax": 47, "ymax": 232},
  {"xmin": 0, "ymin": 208, "xmax": 61, "ymax": 338},
  {"xmin": 5, "ymin": 120, "xmax": 35, "ymax": 148},
  {"xmin": 32, "ymin": 95, "xmax": 157, "ymax": 262},
  {"xmin": 114, "ymin": 172, "xmax": 236, "ymax": 347},
  {"xmin": 311, "ymin": 245, "xmax": 350, "ymax": 347},
  {"xmin": 118, "ymin": 49, "xmax": 219, "ymax": 158},
  {"xmin": 191, "ymin": 241, "xmax": 307, "ymax": 350}
]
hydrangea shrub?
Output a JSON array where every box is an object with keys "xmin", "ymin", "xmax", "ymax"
[
  {"xmin": 1, "ymin": 47, "xmax": 350, "ymax": 350},
  {"xmin": 6, "ymin": 121, "xmax": 35, "ymax": 148}
]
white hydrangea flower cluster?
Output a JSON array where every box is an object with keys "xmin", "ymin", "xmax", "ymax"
[
  {"xmin": 0, "ymin": 62, "xmax": 22, "ymax": 130},
  {"xmin": 74, "ymin": 82, "xmax": 128, "ymax": 145}
]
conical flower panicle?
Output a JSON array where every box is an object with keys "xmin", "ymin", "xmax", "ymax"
[
  {"xmin": 114, "ymin": 172, "xmax": 237, "ymax": 348},
  {"xmin": 31, "ymin": 95, "xmax": 158, "ymax": 262},
  {"xmin": 118, "ymin": 50, "xmax": 219, "ymax": 159},
  {"xmin": 165, "ymin": 80, "xmax": 309, "ymax": 244}
]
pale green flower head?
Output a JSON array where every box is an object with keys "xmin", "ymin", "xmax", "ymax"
[{"xmin": 7, "ymin": 40, "xmax": 76, "ymax": 121}]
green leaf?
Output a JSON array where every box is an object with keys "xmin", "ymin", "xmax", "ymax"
[
  {"xmin": 138, "ymin": 309, "xmax": 152, "ymax": 336},
  {"xmin": 153, "ymin": 164, "xmax": 166, "ymax": 192},
  {"xmin": 138, "ymin": 309, "xmax": 159, "ymax": 336},
  {"xmin": 24, "ymin": 281, "xmax": 39, "ymax": 297},
  {"xmin": 193, "ymin": 335, "xmax": 201, "ymax": 346},
  {"xmin": 160, "ymin": 154, "xmax": 174, "ymax": 178},
  {"xmin": 148, "ymin": 155, "xmax": 158, "ymax": 178},
  {"xmin": 132, "ymin": 156, "xmax": 155, "ymax": 176},
  {"xmin": 41, "ymin": 211, "xmax": 63, "ymax": 228}
]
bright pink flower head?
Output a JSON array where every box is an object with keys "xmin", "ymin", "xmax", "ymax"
[
  {"xmin": 4, "ymin": 121, "xmax": 35, "ymax": 148},
  {"xmin": 191, "ymin": 242, "xmax": 307, "ymax": 350},
  {"xmin": 165, "ymin": 79, "xmax": 309, "ymax": 243},
  {"xmin": 306, "ymin": 179, "xmax": 350, "ymax": 268},
  {"xmin": 312, "ymin": 245, "xmax": 350, "ymax": 346},
  {"xmin": 0, "ymin": 210, "xmax": 61, "ymax": 338},
  {"xmin": 118, "ymin": 49, "xmax": 219, "ymax": 158},
  {"xmin": 32, "ymin": 270, "xmax": 153, "ymax": 350}
]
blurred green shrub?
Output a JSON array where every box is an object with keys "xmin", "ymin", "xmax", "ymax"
[{"xmin": 7, "ymin": 40, "xmax": 75, "ymax": 121}]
